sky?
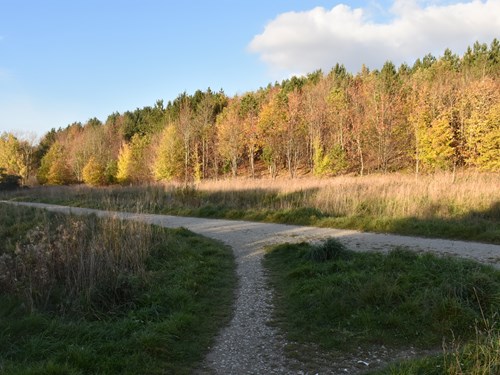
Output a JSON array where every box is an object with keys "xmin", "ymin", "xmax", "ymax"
[{"xmin": 1, "ymin": 0, "xmax": 499, "ymax": 137}]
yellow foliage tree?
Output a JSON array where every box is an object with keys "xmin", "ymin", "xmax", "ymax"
[
  {"xmin": 258, "ymin": 91, "xmax": 287, "ymax": 178},
  {"xmin": 38, "ymin": 141, "xmax": 73, "ymax": 185},
  {"xmin": 47, "ymin": 158, "xmax": 72, "ymax": 185},
  {"xmin": 116, "ymin": 142, "xmax": 132, "ymax": 183},
  {"xmin": 82, "ymin": 156, "xmax": 107, "ymax": 186},
  {"xmin": 216, "ymin": 99, "xmax": 245, "ymax": 177},
  {"xmin": 463, "ymin": 79, "xmax": 500, "ymax": 171},
  {"xmin": 475, "ymin": 104, "xmax": 500, "ymax": 171},
  {"xmin": 116, "ymin": 134, "xmax": 152, "ymax": 184},
  {"xmin": 417, "ymin": 115, "xmax": 455, "ymax": 171},
  {"xmin": 0, "ymin": 133, "xmax": 33, "ymax": 184},
  {"xmin": 153, "ymin": 124, "xmax": 184, "ymax": 181}
]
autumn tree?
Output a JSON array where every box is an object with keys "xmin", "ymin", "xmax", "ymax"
[
  {"xmin": 475, "ymin": 104, "xmax": 500, "ymax": 171},
  {"xmin": 192, "ymin": 89, "xmax": 227, "ymax": 179},
  {"xmin": 365, "ymin": 62, "xmax": 409, "ymax": 172},
  {"xmin": 284, "ymin": 89, "xmax": 307, "ymax": 177},
  {"xmin": 460, "ymin": 78, "xmax": 500, "ymax": 170},
  {"xmin": 303, "ymin": 77, "xmax": 331, "ymax": 173},
  {"xmin": 116, "ymin": 134, "xmax": 152, "ymax": 184},
  {"xmin": 38, "ymin": 141, "xmax": 73, "ymax": 185},
  {"xmin": 416, "ymin": 115, "xmax": 455, "ymax": 171},
  {"xmin": 346, "ymin": 69, "xmax": 370, "ymax": 175},
  {"xmin": 0, "ymin": 133, "xmax": 23, "ymax": 180},
  {"xmin": 240, "ymin": 92, "xmax": 261, "ymax": 178},
  {"xmin": 325, "ymin": 85, "xmax": 351, "ymax": 175},
  {"xmin": 176, "ymin": 95, "xmax": 196, "ymax": 184},
  {"xmin": 153, "ymin": 124, "xmax": 184, "ymax": 181},
  {"xmin": 82, "ymin": 157, "xmax": 107, "ymax": 186},
  {"xmin": 258, "ymin": 90, "xmax": 287, "ymax": 178},
  {"xmin": 216, "ymin": 98, "xmax": 245, "ymax": 177}
]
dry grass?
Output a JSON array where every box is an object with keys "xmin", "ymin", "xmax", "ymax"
[
  {"xmin": 2, "ymin": 170, "xmax": 498, "ymax": 242},
  {"xmin": 0, "ymin": 212, "xmax": 153, "ymax": 314},
  {"xmin": 198, "ymin": 171, "xmax": 499, "ymax": 219}
]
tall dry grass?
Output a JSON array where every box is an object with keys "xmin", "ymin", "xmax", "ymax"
[
  {"xmin": 198, "ymin": 171, "xmax": 499, "ymax": 220},
  {"xmin": 2, "ymin": 170, "xmax": 498, "ymax": 241},
  {"xmin": 0, "ymin": 212, "xmax": 153, "ymax": 314}
]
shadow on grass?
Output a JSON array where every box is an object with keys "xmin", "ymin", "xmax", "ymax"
[
  {"xmin": 382, "ymin": 201, "xmax": 499, "ymax": 243},
  {"xmin": 1, "ymin": 185, "xmax": 498, "ymax": 244}
]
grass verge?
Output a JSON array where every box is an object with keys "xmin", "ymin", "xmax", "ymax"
[
  {"xmin": 263, "ymin": 239, "xmax": 500, "ymax": 373},
  {"xmin": 0, "ymin": 204, "xmax": 236, "ymax": 374}
]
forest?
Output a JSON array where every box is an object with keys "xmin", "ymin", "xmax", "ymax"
[{"xmin": 1, "ymin": 40, "xmax": 499, "ymax": 188}]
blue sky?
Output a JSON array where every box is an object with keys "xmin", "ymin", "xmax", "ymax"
[{"xmin": 1, "ymin": 0, "xmax": 498, "ymax": 137}]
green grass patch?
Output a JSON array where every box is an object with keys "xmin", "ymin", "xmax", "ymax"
[
  {"xmin": 0, "ymin": 204, "xmax": 236, "ymax": 374},
  {"xmin": 263, "ymin": 239, "xmax": 500, "ymax": 354}
]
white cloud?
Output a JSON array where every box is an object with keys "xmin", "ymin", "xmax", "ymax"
[{"xmin": 249, "ymin": 0, "xmax": 500, "ymax": 75}]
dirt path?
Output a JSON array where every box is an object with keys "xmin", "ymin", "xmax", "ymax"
[{"xmin": 4, "ymin": 201, "xmax": 500, "ymax": 374}]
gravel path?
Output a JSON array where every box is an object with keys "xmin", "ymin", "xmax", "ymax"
[{"xmin": 4, "ymin": 201, "xmax": 500, "ymax": 374}]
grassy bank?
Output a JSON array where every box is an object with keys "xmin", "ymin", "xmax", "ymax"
[
  {"xmin": 2, "ymin": 172, "xmax": 499, "ymax": 243},
  {"xmin": 0, "ymin": 204, "xmax": 236, "ymax": 374},
  {"xmin": 264, "ymin": 239, "xmax": 500, "ymax": 374}
]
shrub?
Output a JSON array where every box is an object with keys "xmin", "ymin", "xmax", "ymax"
[{"xmin": 0, "ymin": 168, "xmax": 21, "ymax": 190}]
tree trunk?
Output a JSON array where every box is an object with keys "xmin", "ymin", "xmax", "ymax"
[
  {"xmin": 231, "ymin": 156, "xmax": 237, "ymax": 177},
  {"xmin": 357, "ymin": 138, "xmax": 364, "ymax": 176},
  {"xmin": 249, "ymin": 145, "xmax": 255, "ymax": 178}
]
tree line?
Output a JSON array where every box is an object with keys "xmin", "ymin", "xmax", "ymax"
[{"xmin": 1, "ymin": 40, "xmax": 499, "ymax": 188}]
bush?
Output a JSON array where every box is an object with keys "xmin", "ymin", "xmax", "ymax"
[{"xmin": 0, "ymin": 168, "xmax": 21, "ymax": 191}]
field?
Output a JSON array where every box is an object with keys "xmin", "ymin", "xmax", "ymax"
[
  {"xmin": 2, "ymin": 171, "xmax": 499, "ymax": 243},
  {"xmin": 0, "ymin": 204, "xmax": 236, "ymax": 374},
  {"xmin": 1, "ymin": 171, "xmax": 499, "ymax": 373}
]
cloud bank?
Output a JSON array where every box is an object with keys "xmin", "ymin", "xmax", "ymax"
[{"xmin": 249, "ymin": 0, "xmax": 500, "ymax": 75}]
